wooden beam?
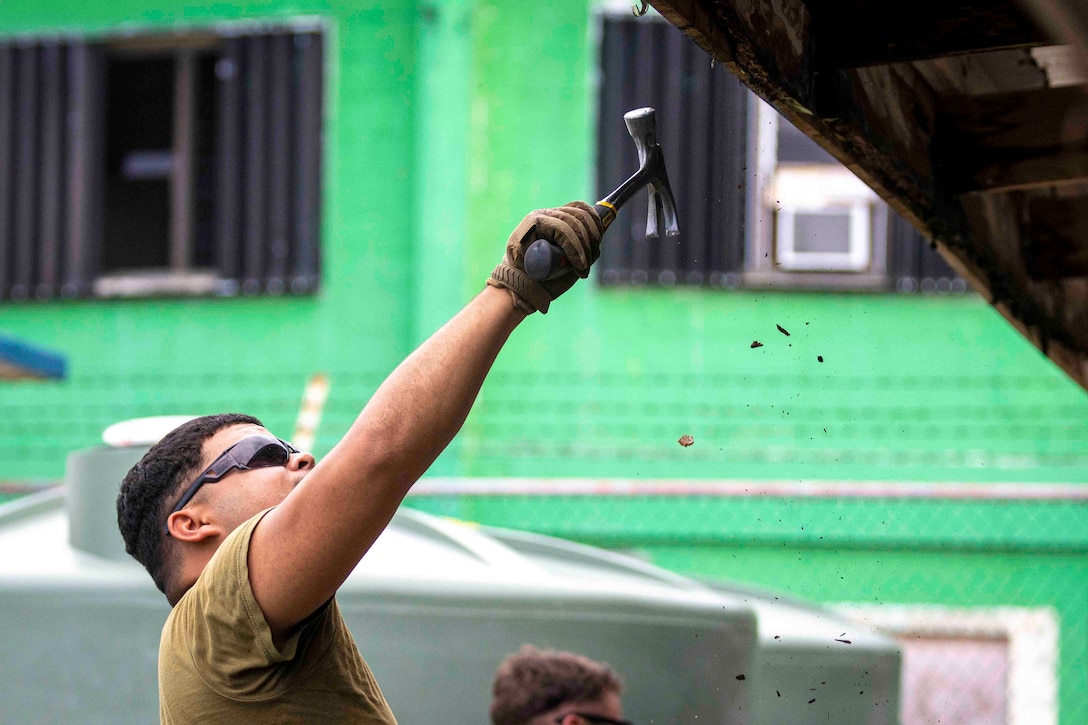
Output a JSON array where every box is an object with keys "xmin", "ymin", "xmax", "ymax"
[
  {"xmin": 1016, "ymin": 0, "xmax": 1088, "ymax": 49},
  {"xmin": 1021, "ymin": 196, "xmax": 1088, "ymax": 278},
  {"xmin": 937, "ymin": 85, "xmax": 1088, "ymax": 192},
  {"xmin": 805, "ymin": 0, "xmax": 1047, "ymax": 68}
]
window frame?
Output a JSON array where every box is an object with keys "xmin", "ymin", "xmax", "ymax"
[
  {"xmin": 744, "ymin": 98, "xmax": 892, "ymax": 291},
  {"xmin": 0, "ymin": 19, "xmax": 326, "ymax": 304}
]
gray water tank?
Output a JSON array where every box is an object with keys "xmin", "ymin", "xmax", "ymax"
[
  {"xmin": 0, "ymin": 444, "xmax": 762, "ymax": 723},
  {"xmin": 483, "ymin": 527, "xmax": 902, "ymax": 725}
]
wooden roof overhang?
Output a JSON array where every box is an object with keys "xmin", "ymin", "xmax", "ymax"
[{"xmin": 648, "ymin": 0, "xmax": 1088, "ymax": 391}]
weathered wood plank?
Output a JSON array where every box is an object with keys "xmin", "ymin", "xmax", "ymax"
[
  {"xmin": 806, "ymin": 0, "xmax": 1046, "ymax": 68},
  {"xmin": 937, "ymin": 85, "xmax": 1088, "ymax": 192},
  {"xmin": 1022, "ymin": 196, "xmax": 1088, "ymax": 278}
]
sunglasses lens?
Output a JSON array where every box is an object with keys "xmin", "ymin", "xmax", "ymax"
[{"xmin": 246, "ymin": 442, "xmax": 290, "ymax": 468}]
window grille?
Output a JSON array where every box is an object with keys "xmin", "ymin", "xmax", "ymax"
[
  {"xmin": 0, "ymin": 25, "xmax": 324, "ymax": 302},
  {"xmin": 596, "ymin": 16, "xmax": 748, "ymax": 287}
]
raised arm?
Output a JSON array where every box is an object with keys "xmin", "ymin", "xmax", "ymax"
[{"xmin": 248, "ymin": 202, "xmax": 603, "ymax": 637}]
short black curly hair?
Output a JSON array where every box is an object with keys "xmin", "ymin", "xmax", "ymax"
[
  {"xmin": 490, "ymin": 645, "xmax": 624, "ymax": 725},
  {"xmin": 116, "ymin": 413, "xmax": 263, "ymax": 599}
]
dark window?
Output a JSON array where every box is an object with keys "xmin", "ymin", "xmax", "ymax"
[{"xmin": 0, "ymin": 25, "xmax": 324, "ymax": 302}]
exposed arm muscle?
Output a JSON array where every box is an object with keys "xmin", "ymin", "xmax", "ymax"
[{"xmin": 248, "ymin": 285, "xmax": 524, "ymax": 636}]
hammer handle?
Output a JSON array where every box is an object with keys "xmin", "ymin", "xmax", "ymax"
[{"xmin": 524, "ymin": 202, "xmax": 616, "ymax": 281}]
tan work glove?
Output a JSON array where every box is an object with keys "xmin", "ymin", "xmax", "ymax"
[{"xmin": 486, "ymin": 201, "xmax": 604, "ymax": 314}]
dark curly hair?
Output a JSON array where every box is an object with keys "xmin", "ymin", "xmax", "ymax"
[
  {"xmin": 490, "ymin": 645, "xmax": 624, "ymax": 725},
  {"xmin": 116, "ymin": 413, "xmax": 263, "ymax": 600}
]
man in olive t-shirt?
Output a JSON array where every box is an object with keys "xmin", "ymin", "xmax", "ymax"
[
  {"xmin": 116, "ymin": 203, "xmax": 603, "ymax": 722},
  {"xmin": 159, "ymin": 509, "xmax": 397, "ymax": 723}
]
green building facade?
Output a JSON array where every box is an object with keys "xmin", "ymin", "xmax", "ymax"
[{"xmin": 1, "ymin": 1, "xmax": 1086, "ymax": 721}]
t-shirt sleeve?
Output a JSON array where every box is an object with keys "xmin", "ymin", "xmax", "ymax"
[{"xmin": 170, "ymin": 507, "xmax": 308, "ymax": 697}]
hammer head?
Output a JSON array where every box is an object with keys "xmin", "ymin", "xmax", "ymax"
[{"xmin": 624, "ymin": 107, "xmax": 680, "ymax": 238}]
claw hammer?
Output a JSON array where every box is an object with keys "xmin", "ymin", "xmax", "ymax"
[{"xmin": 525, "ymin": 107, "xmax": 680, "ymax": 281}]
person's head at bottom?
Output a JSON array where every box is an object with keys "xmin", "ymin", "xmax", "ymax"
[{"xmin": 489, "ymin": 645, "xmax": 629, "ymax": 725}]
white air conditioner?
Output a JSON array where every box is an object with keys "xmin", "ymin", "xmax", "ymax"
[{"xmin": 769, "ymin": 165, "xmax": 878, "ymax": 272}]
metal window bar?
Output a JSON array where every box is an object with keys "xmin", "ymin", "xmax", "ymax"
[
  {"xmin": 64, "ymin": 42, "xmax": 104, "ymax": 299},
  {"xmin": 170, "ymin": 49, "xmax": 197, "ymax": 273},
  {"xmin": 291, "ymin": 31, "xmax": 322, "ymax": 294},
  {"xmin": 215, "ymin": 36, "xmax": 243, "ymax": 288},
  {"xmin": 0, "ymin": 46, "xmax": 13, "ymax": 299},
  {"xmin": 13, "ymin": 44, "xmax": 40, "ymax": 301},
  {"xmin": 596, "ymin": 17, "xmax": 747, "ymax": 287},
  {"xmin": 266, "ymin": 32, "xmax": 293, "ymax": 294},
  {"xmin": 37, "ymin": 42, "xmax": 65, "ymax": 300},
  {"xmin": 242, "ymin": 34, "xmax": 269, "ymax": 293}
]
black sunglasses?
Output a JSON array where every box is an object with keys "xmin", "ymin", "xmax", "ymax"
[
  {"xmin": 554, "ymin": 714, "xmax": 633, "ymax": 725},
  {"xmin": 163, "ymin": 434, "xmax": 300, "ymax": 535}
]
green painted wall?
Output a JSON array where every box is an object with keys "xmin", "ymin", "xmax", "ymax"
[{"xmin": 2, "ymin": 1, "xmax": 1084, "ymax": 485}]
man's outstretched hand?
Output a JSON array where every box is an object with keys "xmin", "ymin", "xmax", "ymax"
[{"xmin": 486, "ymin": 201, "xmax": 604, "ymax": 314}]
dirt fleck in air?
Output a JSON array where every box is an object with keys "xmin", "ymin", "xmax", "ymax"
[
  {"xmin": 817, "ymin": 355, "xmax": 824, "ymax": 362},
  {"xmin": 776, "ymin": 324, "xmax": 790, "ymax": 336},
  {"xmin": 751, "ymin": 341, "xmax": 763, "ymax": 349},
  {"xmin": 735, "ymin": 674, "xmax": 746, "ymax": 681},
  {"xmin": 808, "ymin": 698, "xmax": 816, "ymax": 704},
  {"xmin": 678, "ymin": 435, "xmax": 695, "ymax": 447},
  {"xmin": 835, "ymin": 639, "xmax": 852, "ymax": 644}
]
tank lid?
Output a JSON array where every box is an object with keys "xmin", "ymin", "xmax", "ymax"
[{"xmin": 102, "ymin": 416, "xmax": 196, "ymax": 447}]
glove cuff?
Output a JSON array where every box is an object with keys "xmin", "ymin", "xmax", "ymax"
[{"xmin": 488, "ymin": 264, "xmax": 551, "ymax": 315}]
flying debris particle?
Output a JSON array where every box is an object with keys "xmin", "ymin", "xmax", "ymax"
[
  {"xmin": 776, "ymin": 324, "xmax": 790, "ymax": 336},
  {"xmin": 678, "ymin": 434, "xmax": 695, "ymax": 447},
  {"xmin": 808, "ymin": 698, "xmax": 816, "ymax": 704},
  {"xmin": 817, "ymin": 355, "xmax": 824, "ymax": 362},
  {"xmin": 776, "ymin": 691, "xmax": 781, "ymax": 697},
  {"xmin": 835, "ymin": 639, "xmax": 852, "ymax": 644},
  {"xmin": 735, "ymin": 674, "xmax": 746, "ymax": 681},
  {"xmin": 751, "ymin": 341, "xmax": 764, "ymax": 349},
  {"xmin": 774, "ymin": 635, "xmax": 781, "ymax": 640}
]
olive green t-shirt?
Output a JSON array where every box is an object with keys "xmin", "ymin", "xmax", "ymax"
[{"xmin": 158, "ymin": 508, "xmax": 397, "ymax": 724}]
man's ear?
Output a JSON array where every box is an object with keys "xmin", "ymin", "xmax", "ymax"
[{"xmin": 166, "ymin": 507, "xmax": 221, "ymax": 543}]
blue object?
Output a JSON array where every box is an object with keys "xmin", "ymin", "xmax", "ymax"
[{"xmin": 0, "ymin": 334, "xmax": 67, "ymax": 380}]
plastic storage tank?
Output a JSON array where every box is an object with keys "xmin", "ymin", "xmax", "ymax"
[
  {"xmin": 0, "ymin": 436, "xmax": 900, "ymax": 724},
  {"xmin": 0, "ymin": 441, "xmax": 757, "ymax": 724},
  {"xmin": 483, "ymin": 527, "xmax": 902, "ymax": 725}
]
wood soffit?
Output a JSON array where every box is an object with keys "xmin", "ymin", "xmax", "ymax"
[{"xmin": 648, "ymin": 0, "xmax": 1088, "ymax": 392}]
